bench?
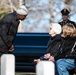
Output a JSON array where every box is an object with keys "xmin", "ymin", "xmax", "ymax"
[
  {"xmin": 12, "ymin": 33, "xmax": 74, "ymax": 75},
  {"xmin": 12, "ymin": 33, "xmax": 50, "ymax": 72}
]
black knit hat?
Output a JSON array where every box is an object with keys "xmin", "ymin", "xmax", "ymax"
[{"xmin": 61, "ymin": 8, "xmax": 70, "ymax": 15}]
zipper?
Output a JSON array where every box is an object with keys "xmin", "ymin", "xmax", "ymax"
[{"xmin": 70, "ymin": 42, "xmax": 76, "ymax": 53}]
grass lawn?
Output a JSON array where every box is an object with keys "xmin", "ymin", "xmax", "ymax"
[{"xmin": 15, "ymin": 72, "xmax": 36, "ymax": 75}]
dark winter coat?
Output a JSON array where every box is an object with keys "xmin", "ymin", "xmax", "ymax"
[
  {"xmin": 39, "ymin": 34, "xmax": 62, "ymax": 60},
  {"xmin": 47, "ymin": 34, "xmax": 62, "ymax": 57},
  {"xmin": 0, "ymin": 11, "xmax": 20, "ymax": 56},
  {"xmin": 55, "ymin": 36, "xmax": 76, "ymax": 60}
]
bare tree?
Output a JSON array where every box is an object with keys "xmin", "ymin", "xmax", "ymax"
[
  {"xmin": 49, "ymin": 0, "xmax": 76, "ymax": 22},
  {"xmin": 64, "ymin": 0, "xmax": 72, "ymax": 9},
  {"xmin": 0, "ymin": 0, "xmax": 25, "ymax": 32},
  {"xmin": 49, "ymin": 0, "xmax": 54, "ymax": 22}
]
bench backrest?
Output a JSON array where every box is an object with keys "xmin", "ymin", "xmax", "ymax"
[
  {"xmin": 13, "ymin": 33, "xmax": 50, "ymax": 56},
  {"xmin": 12, "ymin": 33, "xmax": 50, "ymax": 71}
]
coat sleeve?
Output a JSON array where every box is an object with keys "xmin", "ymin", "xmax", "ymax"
[
  {"xmin": 0, "ymin": 15, "xmax": 15, "ymax": 48},
  {"xmin": 47, "ymin": 39, "xmax": 61, "ymax": 57}
]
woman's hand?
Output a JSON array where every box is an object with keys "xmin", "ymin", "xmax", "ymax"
[
  {"xmin": 9, "ymin": 45, "xmax": 14, "ymax": 52},
  {"xmin": 44, "ymin": 53, "xmax": 51, "ymax": 59},
  {"xmin": 49, "ymin": 56, "xmax": 55, "ymax": 62},
  {"xmin": 34, "ymin": 59, "xmax": 40, "ymax": 63}
]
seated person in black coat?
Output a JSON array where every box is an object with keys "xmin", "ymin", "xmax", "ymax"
[
  {"xmin": 34, "ymin": 23, "xmax": 62, "ymax": 62},
  {"xmin": 55, "ymin": 24, "xmax": 76, "ymax": 75}
]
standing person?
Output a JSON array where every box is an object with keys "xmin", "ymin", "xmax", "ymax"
[
  {"xmin": 55, "ymin": 24, "xmax": 76, "ymax": 75},
  {"xmin": 0, "ymin": 5, "xmax": 28, "ymax": 74},
  {"xmin": 59, "ymin": 8, "xmax": 76, "ymax": 28},
  {"xmin": 0, "ymin": 5, "xmax": 28, "ymax": 56},
  {"xmin": 0, "ymin": 5, "xmax": 28, "ymax": 75}
]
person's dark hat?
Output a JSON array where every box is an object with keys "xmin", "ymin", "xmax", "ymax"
[{"xmin": 61, "ymin": 8, "xmax": 70, "ymax": 15}]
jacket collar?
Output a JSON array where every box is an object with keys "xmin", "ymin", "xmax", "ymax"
[
  {"xmin": 62, "ymin": 36, "xmax": 76, "ymax": 41},
  {"xmin": 12, "ymin": 11, "xmax": 19, "ymax": 21}
]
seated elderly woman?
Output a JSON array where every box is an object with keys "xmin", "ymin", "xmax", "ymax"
[
  {"xmin": 34, "ymin": 23, "xmax": 62, "ymax": 75},
  {"xmin": 34, "ymin": 23, "xmax": 62, "ymax": 63}
]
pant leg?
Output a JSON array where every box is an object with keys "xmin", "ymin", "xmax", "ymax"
[
  {"xmin": 56, "ymin": 59, "xmax": 74, "ymax": 75},
  {"xmin": 55, "ymin": 62, "xmax": 59, "ymax": 75},
  {"xmin": 0, "ymin": 57, "xmax": 1, "ymax": 75}
]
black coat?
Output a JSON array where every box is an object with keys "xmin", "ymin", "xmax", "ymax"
[
  {"xmin": 55, "ymin": 36, "xmax": 76, "ymax": 60},
  {"xmin": 0, "ymin": 11, "xmax": 20, "ymax": 55},
  {"xmin": 47, "ymin": 34, "xmax": 62, "ymax": 57},
  {"xmin": 59, "ymin": 19, "xmax": 76, "ymax": 28}
]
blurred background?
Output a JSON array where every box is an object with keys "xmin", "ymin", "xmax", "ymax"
[
  {"xmin": 0, "ymin": 0, "xmax": 76, "ymax": 33},
  {"xmin": 0, "ymin": 0, "xmax": 76, "ymax": 75}
]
